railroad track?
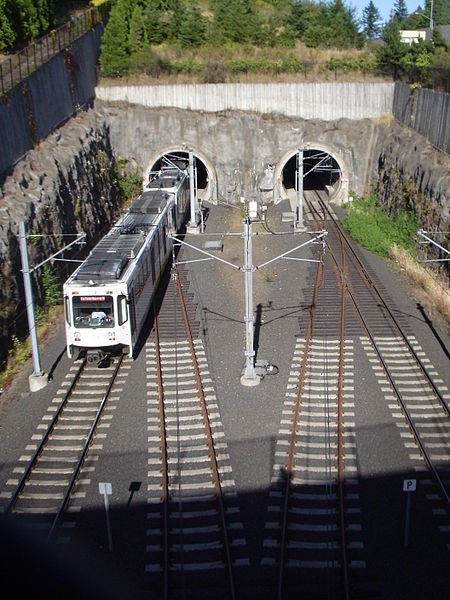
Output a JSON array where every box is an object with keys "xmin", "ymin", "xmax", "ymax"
[
  {"xmin": 311, "ymin": 191, "xmax": 450, "ymax": 509},
  {"xmin": 263, "ymin": 190, "xmax": 449, "ymax": 598},
  {"xmin": 1, "ymin": 354, "xmax": 127, "ymax": 543},
  {"xmin": 262, "ymin": 200, "xmax": 364, "ymax": 599},
  {"xmin": 145, "ymin": 263, "xmax": 246, "ymax": 599}
]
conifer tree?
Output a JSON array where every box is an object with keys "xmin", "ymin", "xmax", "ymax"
[
  {"xmin": 0, "ymin": 0, "xmax": 16, "ymax": 50},
  {"xmin": 12, "ymin": 0, "xmax": 40, "ymax": 42},
  {"xmin": 178, "ymin": 1, "xmax": 207, "ymax": 48},
  {"xmin": 128, "ymin": 4, "xmax": 148, "ymax": 54},
  {"xmin": 362, "ymin": 1, "xmax": 382, "ymax": 39},
  {"xmin": 100, "ymin": 0, "xmax": 135, "ymax": 76},
  {"xmin": 394, "ymin": 0, "xmax": 408, "ymax": 22},
  {"xmin": 377, "ymin": 17, "xmax": 408, "ymax": 72},
  {"xmin": 144, "ymin": 1, "xmax": 166, "ymax": 44}
]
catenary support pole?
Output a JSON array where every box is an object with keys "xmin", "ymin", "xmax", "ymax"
[
  {"xmin": 188, "ymin": 149, "xmax": 198, "ymax": 232},
  {"xmin": 241, "ymin": 216, "xmax": 259, "ymax": 386},
  {"xmin": 18, "ymin": 222, "xmax": 47, "ymax": 392},
  {"xmin": 295, "ymin": 149, "xmax": 304, "ymax": 231}
]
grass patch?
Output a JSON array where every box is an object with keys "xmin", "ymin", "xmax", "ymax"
[
  {"xmin": 342, "ymin": 194, "xmax": 449, "ymax": 329},
  {"xmin": 390, "ymin": 244, "xmax": 450, "ymax": 328},
  {"xmin": 0, "ymin": 305, "xmax": 62, "ymax": 393},
  {"xmin": 342, "ymin": 195, "xmax": 417, "ymax": 258}
]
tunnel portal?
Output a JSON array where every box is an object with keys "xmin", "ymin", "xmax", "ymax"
[
  {"xmin": 281, "ymin": 149, "xmax": 342, "ymax": 200},
  {"xmin": 145, "ymin": 150, "xmax": 213, "ymax": 203}
]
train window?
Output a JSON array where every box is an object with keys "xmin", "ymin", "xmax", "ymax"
[
  {"xmin": 73, "ymin": 295, "xmax": 114, "ymax": 328},
  {"xmin": 117, "ymin": 295, "xmax": 128, "ymax": 325},
  {"xmin": 64, "ymin": 296, "xmax": 71, "ymax": 326}
]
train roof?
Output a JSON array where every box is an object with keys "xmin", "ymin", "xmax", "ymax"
[
  {"xmin": 67, "ymin": 189, "xmax": 172, "ymax": 285},
  {"xmin": 146, "ymin": 166, "xmax": 188, "ymax": 190}
]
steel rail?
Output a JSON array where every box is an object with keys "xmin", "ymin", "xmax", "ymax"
[
  {"xmin": 336, "ymin": 234, "xmax": 351, "ymax": 600},
  {"xmin": 4, "ymin": 358, "xmax": 87, "ymax": 514},
  {"xmin": 173, "ymin": 264, "xmax": 236, "ymax": 600},
  {"xmin": 307, "ymin": 194, "xmax": 351, "ymax": 599},
  {"xmin": 154, "ymin": 314, "xmax": 170, "ymax": 600},
  {"xmin": 46, "ymin": 354, "xmax": 124, "ymax": 541},
  {"xmin": 317, "ymin": 194, "xmax": 449, "ymax": 418},
  {"xmin": 320, "ymin": 209, "xmax": 450, "ymax": 506},
  {"xmin": 277, "ymin": 234, "xmax": 324, "ymax": 600}
]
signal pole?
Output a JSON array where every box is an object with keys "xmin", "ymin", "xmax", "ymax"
[{"xmin": 188, "ymin": 149, "xmax": 199, "ymax": 233}]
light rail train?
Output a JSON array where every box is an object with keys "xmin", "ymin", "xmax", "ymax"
[{"xmin": 63, "ymin": 161, "xmax": 190, "ymax": 362}]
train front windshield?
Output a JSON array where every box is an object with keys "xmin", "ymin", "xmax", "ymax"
[{"xmin": 73, "ymin": 295, "xmax": 114, "ymax": 328}]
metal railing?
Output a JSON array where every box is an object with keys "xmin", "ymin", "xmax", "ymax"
[{"xmin": 0, "ymin": 4, "xmax": 110, "ymax": 95}]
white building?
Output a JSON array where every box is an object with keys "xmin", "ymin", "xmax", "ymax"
[{"xmin": 400, "ymin": 29, "xmax": 428, "ymax": 44}]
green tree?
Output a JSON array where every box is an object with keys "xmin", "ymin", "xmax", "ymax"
[
  {"xmin": 394, "ymin": 0, "xmax": 408, "ymax": 22},
  {"xmin": 362, "ymin": 1, "xmax": 382, "ymax": 39},
  {"xmin": 431, "ymin": 0, "xmax": 450, "ymax": 25},
  {"xmin": 211, "ymin": 0, "xmax": 258, "ymax": 44},
  {"xmin": 178, "ymin": 1, "xmax": 207, "ymax": 48},
  {"xmin": 0, "ymin": 0, "xmax": 16, "ymax": 50},
  {"xmin": 42, "ymin": 264, "xmax": 61, "ymax": 307},
  {"xmin": 128, "ymin": 3, "xmax": 148, "ymax": 54},
  {"xmin": 144, "ymin": 1, "xmax": 166, "ymax": 44},
  {"xmin": 12, "ymin": 0, "xmax": 40, "ymax": 43},
  {"xmin": 36, "ymin": 0, "xmax": 53, "ymax": 33},
  {"xmin": 326, "ymin": 0, "xmax": 363, "ymax": 48},
  {"xmin": 100, "ymin": 0, "xmax": 135, "ymax": 76},
  {"xmin": 289, "ymin": 0, "xmax": 324, "ymax": 38},
  {"xmin": 376, "ymin": 17, "xmax": 408, "ymax": 73}
]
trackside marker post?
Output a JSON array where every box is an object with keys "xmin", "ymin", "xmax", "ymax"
[
  {"xmin": 99, "ymin": 482, "xmax": 113, "ymax": 552},
  {"xmin": 403, "ymin": 479, "xmax": 416, "ymax": 547}
]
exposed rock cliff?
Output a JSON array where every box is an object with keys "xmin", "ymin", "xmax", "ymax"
[
  {"xmin": 375, "ymin": 120, "xmax": 449, "ymax": 263},
  {"xmin": 0, "ymin": 110, "xmax": 120, "ymax": 360},
  {"xmin": 0, "ymin": 104, "xmax": 448, "ymax": 363}
]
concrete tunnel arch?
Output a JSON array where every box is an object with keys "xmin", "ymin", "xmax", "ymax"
[
  {"xmin": 144, "ymin": 146, "xmax": 218, "ymax": 204},
  {"xmin": 273, "ymin": 143, "xmax": 349, "ymax": 206}
]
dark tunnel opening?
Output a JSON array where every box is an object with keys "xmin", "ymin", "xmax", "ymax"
[
  {"xmin": 151, "ymin": 151, "xmax": 209, "ymax": 196},
  {"xmin": 282, "ymin": 149, "xmax": 341, "ymax": 195}
]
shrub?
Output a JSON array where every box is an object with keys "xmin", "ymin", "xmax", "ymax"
[
  {"xmin": 42, "ymin": 264, "xmax": 61, "ymax": 307},
  {"xmin": 342, "ymin": 194, "xmax": 417, "ymax": 257}
]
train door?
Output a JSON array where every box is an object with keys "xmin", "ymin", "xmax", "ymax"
[{"xmin": 129, "ymin": 288, "xmax": 137, "ymax": 343}]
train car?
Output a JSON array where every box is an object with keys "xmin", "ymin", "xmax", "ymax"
[{"xmin": 63, "ymin": 164, "xmax": 189, "ymax": 363}]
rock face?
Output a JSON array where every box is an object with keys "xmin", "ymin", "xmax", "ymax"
[
  {"xmin": 99, "ymin": 102, "xmax": 378, "ymax": 205},
  {"xmin": 375, "ymin": 119, "xmax": 449, "ymax": 262},
  {"xmin": 0, "ymin": 110, "xmax": 120, "ymax": 359},
  {"xmin": 0, "ymin": 104, "xmax": 448, "ymax": 363}
]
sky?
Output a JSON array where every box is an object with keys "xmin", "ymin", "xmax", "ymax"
[{"xmin": 353, "ymin": 0, "xmax": 425, "ymax": 24}]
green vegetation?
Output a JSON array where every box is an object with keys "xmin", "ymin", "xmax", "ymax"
[
  {"xmin": 42, "ymin": 263, "xmax": 62, "ymax": 307},
  {"xmin": 113, "ymin": 156, "xmax": 142, "ymax": 202},
  {"xmin": 342, "ymin": 194, "xmax": 417, "ymax": 258},
  {"xmin": 0, "ymin": 1, "xmax": 108, "ymax": 52},
  {"xmin": 1, "ymin": 1, "xmax": 448, "ymax": 83},
  {"xmin": 99, "ymin": 0, "xmax": 368, "ymax": 77},
  {"xmin": 96, "ymin": 0, "xmax": 449, "ymax": 83}
]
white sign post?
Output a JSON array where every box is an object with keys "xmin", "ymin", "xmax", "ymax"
[
  {"xmin": 99, "ymin": 482, "xmax": 113, "ymax": 552},
  {"xmin": 403, "ymin": 479, "xmax": 416, "ymax": 547}
]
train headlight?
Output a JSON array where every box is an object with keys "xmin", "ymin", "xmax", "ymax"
[
  {"xmin": 74, "ymin": 332, "xmax": 81, "ymax": 341},
  {"xmin": 108, "ymin": 332, "xmax": 115, "ymax": 340}
]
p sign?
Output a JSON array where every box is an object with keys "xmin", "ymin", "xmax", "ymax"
[{"xmin": 403, "ymin": 479, "xmax": 416, "ymax": 492}]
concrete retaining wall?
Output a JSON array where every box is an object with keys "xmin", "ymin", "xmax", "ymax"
[
  {"xmin": 96, "ymin": 82, "xmax": 395, "ymax": 121},
  {"xmin": 0, "ymin": 24, "xmax": 103, "ymax": 179},
  {"xmin": 393, "ymin": 83, "xmax": 449, "ymax": 153}
]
